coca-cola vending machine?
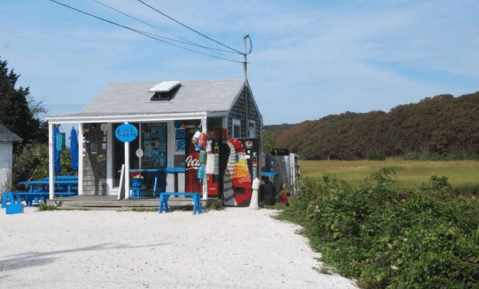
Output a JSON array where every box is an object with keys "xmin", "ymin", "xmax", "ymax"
[
  {"xmin": 185, "ymin": 141, "xmax": 203, "ymax": 193},
  {"xmin": 185, "ymin": 128, "xmax": 227, "ymax": 197}
]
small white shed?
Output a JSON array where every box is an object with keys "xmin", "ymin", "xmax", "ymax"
[{"xmin": 0, "ymin": 124, "xmax": 22, "ymax": 194}]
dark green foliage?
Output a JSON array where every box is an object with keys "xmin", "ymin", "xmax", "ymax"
[
  {"xmin": 31, "ymin": 147, "xmax": 74, "ymax": 180},
  {"xmin": 278, "ymin": 170, "xmax": 479, "ymax": 288},
  {"xmin": 12, "ymin": 143, "xmax": 75, "ymax": 187},
  {"xmin": 262, "ymin": 132, "xmax": 275, "ymax": 152},
  {"xmin": 12, "ymin": 143, "xmax": 47, "ymax": 187},
  {"xmin": 0, "ymin": 57, "xmax": 47, "ymax": 145},
  {"xmin": 368, "ymin": 153, "xmax": 386, "ymax": 161},
  {"xmin": 1, "ymin": 56, "xmax": 50, "ymax": 187}
]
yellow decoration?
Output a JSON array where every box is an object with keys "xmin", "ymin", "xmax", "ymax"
[{"xmin": 233, "ymin": 159, "xmax": 250, "ymax": 179}]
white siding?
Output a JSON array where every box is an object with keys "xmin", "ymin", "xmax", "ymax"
[{"xmin": 0, "ymin": 141, "xmax": 13, "ymax": 193}]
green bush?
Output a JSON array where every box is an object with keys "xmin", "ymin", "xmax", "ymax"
[
  {"xmin": 32, "ymin": 148, "xmax": 74, "ymax": 180},
  {"xmin": 368, "ymin": 153, "xmax": 386, "ymax": 161},
  {"xmin": 12, "ymin": 143, "xmax": 76, "ymax": 187},
  {"xmin": 278, "ymin": 170, "xmax": 479, "ymax": 288},
  {"xmin": 12, "ymin": 143, "xmax": 47, "ymax": 186}
]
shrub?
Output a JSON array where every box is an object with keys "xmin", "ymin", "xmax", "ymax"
[
  {"xmin": 12, "ymin": 143, "xmax": 47, "ymax": 187},
  {"xmin": 278, "ymin": 169, "xmax": 479, "ymax": 288},
  {"xmin": 32, "ymin": 148, "xmax": 74, "ymax": 180}
]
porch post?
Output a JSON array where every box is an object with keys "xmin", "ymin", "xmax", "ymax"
[
  {"xmin": 222, "ymin": 116, "xmax": 228, "ymax": 130},
  {"xmin": 138, "ymin": 123, "xmax": 142, "ymax": 171},
  {"xmin": 124, "ymin": 122, "xmax": 130, "ymax": 199},
  {"xmin": 48, "ymin": 123, "xmax": 54, "ymax": 200},
  {"xmin": 106, "ymin": 123, "xmax": 113, "ymax": 195},
  {"xmin": 78, "ymin": 123, "xmax": 84, "ymax": 195},
  {"xmin": 201, "ymin": 115, "xmax": 208, "ymax": 200}
]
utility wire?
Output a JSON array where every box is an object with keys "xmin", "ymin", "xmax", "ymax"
[
  {"xmin": 247, "ymin": 35, "xmax": 253, "ymax": 55},
  {"xmin": 135, "ymin": 0, "xmax": 244, "ymax": 55},
  {"xmin": 91, "ymin": 0, "xmax": 237, "ymax": 55},
  {"xmin": 130, "ymin": 29, "xmax": 241, "ymax": 62},
  {"xmin": 47, "ymin": 0, "xmax": 243, "ymax": 63}
]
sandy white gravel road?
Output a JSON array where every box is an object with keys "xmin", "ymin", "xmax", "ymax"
[{"xmin": 0, "ymin": 207, "xmax": 357, "ymax": 289}]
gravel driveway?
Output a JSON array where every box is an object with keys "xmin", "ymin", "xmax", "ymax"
[{"xmin": 0, "ymin": 207, "xmax": 357, "ymax": 289}]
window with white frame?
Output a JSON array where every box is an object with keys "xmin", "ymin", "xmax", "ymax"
[
  {"xmin": 232, "ymin": 118, "xmax": 241, "ymax": 138},
  {"xmin": 248, "ymin": 120, "xmax": 256, "ymax": 138}
]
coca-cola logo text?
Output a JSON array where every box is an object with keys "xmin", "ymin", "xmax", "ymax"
[{"xmin": 186, "ymin": 155, "xmax": 200, "ymax": 170}]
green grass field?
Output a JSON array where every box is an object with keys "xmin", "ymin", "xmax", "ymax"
[{"xmin": 300, "ymin": 159, "xmax": 479, "ymax": 191}]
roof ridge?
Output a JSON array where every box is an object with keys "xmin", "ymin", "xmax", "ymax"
[{"xmin": 108, "ymin": 79, "xmax": 244, "ymax": 84}]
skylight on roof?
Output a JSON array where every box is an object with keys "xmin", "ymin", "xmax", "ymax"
[{"xmin": 149, "ymin": 81, "xmax": 181, "ymax": 93}]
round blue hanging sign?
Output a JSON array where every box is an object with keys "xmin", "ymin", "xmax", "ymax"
[{"xmin": 115, "ymin": 124, "xmax": 138, "ymax": 143}]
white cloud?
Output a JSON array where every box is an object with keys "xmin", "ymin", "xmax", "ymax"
[{"xmin": 1, "ymin": 0, "xmax": 478, "ymax": 125}]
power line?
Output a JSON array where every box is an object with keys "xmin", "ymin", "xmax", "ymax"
[
  {"xmin": 47, "ymin": 0, "xmax": 243, "ymax": 63},
  {"xmin": 91, "ymin": 0, "xmax": 237, "ymax": 55},
  {"xmin": 131, "ymin": 29, "xmax": 242, "ymax": 62},
  {"xmin": 135, "ymin": 0, "xmax": 244, "ymax": 55}
]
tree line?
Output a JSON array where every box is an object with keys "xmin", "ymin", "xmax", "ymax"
[{"xmin": 265, "ymin": 92, "xmax": 479, "ymax": 160}]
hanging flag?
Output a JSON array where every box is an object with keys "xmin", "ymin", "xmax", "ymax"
[
  {"xmin": 70, "ymin": 128, "xmax": 79, "ymax": 171},
  {"xmin": 53, "ymin": 127, "xmax": 62, "ymax": 174}
]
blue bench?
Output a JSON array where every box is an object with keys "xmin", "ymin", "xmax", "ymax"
[
  {"xmin": 159, "ymin": 192, "xmax": 202, "ymax": 215},
  {"xmin": 1, "ymin": 192, "xmax": 23, "ymax": 214},
  {"xmin": 2, "ymin": 191, "xmax": 49, "ymax": 207}
]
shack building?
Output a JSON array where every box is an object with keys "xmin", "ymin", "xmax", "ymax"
[
  {"xmin": 46, "ymin": 79, "xmax": 262, "ymax": 203},
  {"xmin": 0, "ymin": 125, "xmax": 22, "ymax": 194}
]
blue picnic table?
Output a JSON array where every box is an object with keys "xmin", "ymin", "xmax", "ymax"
[
  {"xmin": 20, "ymin": 180, "xmax": 78, "ymax": 195},
  {"xmin": 1, "ymin": 179, "xmax": 78, "ymax": 207}
]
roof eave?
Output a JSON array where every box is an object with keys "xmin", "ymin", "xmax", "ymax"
[{"xmin": 47, "ymin": 111, "xmax": 229, "ymax": 124}]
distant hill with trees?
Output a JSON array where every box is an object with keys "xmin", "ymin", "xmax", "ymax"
[{"xmin": 264, "ymin": 91, "xmax": 479, "ymax": 160}]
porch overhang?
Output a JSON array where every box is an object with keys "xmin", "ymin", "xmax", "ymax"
[
  {"xmin": 46, "ymin": 111, "xmax": 228, "ymax": 125},
  {"xmin": 46, "ymin": 110, "xmax": 224, "ymax": 201}
]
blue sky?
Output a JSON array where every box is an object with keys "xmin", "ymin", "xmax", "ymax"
[{"xmin": 1, "ymin": 0, "xmax": 478, "ymax": 125}]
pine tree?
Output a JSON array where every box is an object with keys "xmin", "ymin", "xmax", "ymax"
[{"xmin": 0, "ymin": 57, "xmax": 47, "ymax": 145}]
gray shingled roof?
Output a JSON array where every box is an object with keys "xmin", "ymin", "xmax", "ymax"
[
  {"xmin": 72, "ymin": 79, "xmax": 246, "ymax": 117},
  {"xmin": 0, "ymin": 124, "xmax": 22, "ymax": 142}
]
